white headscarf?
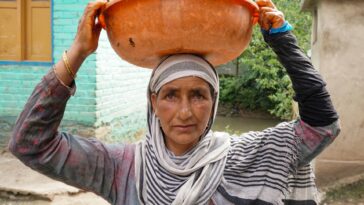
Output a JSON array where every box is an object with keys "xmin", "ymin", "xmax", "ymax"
[{"xmin": 135, "ymin": 54, "xmax": 230, "ymax": 205}]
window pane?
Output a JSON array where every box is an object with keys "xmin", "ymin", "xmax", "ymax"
[
  {"xmin": 0, "ymin": 1, "xmax": 19, "ymax": 60},
  {"xmin": 25, "ymin": 0, "xmax": 51, "ymax": 61}
]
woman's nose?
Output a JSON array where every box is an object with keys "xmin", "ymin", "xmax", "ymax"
[{"xmin": 178, "ymin": 99, "xmax": 193, "ymax": 120}]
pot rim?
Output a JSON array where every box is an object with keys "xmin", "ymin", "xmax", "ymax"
[{"xmin": 99, "ymin": 0, "xmax": 260, "ymax": 29}]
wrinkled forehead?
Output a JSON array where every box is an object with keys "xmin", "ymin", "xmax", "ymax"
[{"xmin": 149, "ymin": 54, "xmax": 218, "ymax": 93}]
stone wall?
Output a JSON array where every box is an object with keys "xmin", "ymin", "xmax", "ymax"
[{"xmin": 302, "ymin": 0, "xmax": 364, "ymax": 187}]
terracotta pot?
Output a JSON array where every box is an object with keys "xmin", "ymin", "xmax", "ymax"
[{"xmin": 99, "ymin": 0, "xmax": 259, "ymax": 69}]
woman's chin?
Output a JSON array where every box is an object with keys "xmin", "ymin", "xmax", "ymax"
[{"xmin": 164, "ymin": 132, "xmax": 201, "ymax": 154}]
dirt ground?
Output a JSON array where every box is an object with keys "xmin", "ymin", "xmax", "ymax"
[
  {"xmin": 0, "ymin": 193, "xmax": 109, "ymax": 205},
  {"xmin": 0, "ymin": 152, "xmax": 109, "ymax": 205},
  {"xmin": 320, "ymin": 177, "xmax": 364, "ymax": 205}
]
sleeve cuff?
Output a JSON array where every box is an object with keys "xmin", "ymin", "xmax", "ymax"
[
  {"xmin": 43, "ymin": 67, "xmax": 77, "ymax": 99},
  {"xmin": 294, "ymin": 119, "xmax": 340, "ymax": 166},
  {"xmin": 261, "ymin": 21, "xmax": 293, "ymax": 35}
]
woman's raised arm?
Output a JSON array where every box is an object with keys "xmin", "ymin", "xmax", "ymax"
[
  {"xmin": 256, "ymin": 0, "xmax": 340, "ymax": 166},
  {"xmin": 8, "ymin": 1, "xmax": 137, "ymax": 203},
  {"xmin": 54, "ymin": 0, "xmax": 105, "ymax": 86}
]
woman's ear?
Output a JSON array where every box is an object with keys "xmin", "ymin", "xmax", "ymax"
[{"xmin": 151, "ymin": 93, "xmax": 158, "ymax": 116}]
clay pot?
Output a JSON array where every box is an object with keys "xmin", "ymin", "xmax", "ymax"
[{"xmin": 99, "ymin": 0, "xmax": 259, "ymax": 69}]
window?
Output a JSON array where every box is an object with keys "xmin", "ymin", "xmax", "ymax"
[{"xmin": 0, "ymin": 0, "xmax": 51, "ymax": 62}]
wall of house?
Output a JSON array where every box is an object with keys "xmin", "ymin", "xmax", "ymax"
[
  {"xmin": 53, "ymin": 0, "xmax": 98, "ymax": 125},
  {"xmin": 0, "ymin": 0, "xmax": 97, "ymax": 149},
  {"xmin": 53, "ymin": 1, "xmax": 152, "ymax": 141},
  {"xmin": 0, "ymin": 0, "xmax": 152, "ymax": 149},
  {"xmin": 0, "ymin": 66, "xmax": 48, "ymax": 116},
  {"xmin": 95, "ymin": 31, "xmax": 151, "ymax": 141},
  {"xmin": 302, "ymin": 0, "xmax": 364, "ymax": 187},
  {"xmin": 0, "ymin": 66, "xmax": 50, "ymax": 149}
]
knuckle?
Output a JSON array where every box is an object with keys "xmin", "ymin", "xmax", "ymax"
[{"xmin": 86, "ymin": 2, "xmax": 95, "ymax": 11}]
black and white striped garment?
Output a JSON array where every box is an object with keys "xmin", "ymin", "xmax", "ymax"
[
  {"xmin": 136, "ymin": 52, "xmax": 324, "ymax": 205},
  {"xmin": 141, "ymin": 140, "xmax": 226, "ymax": 205},
  {"xmin": 215, "ymin": 121, "xmax": 318, "ymax": 205},
  {"xmin": 138, "ymin": 120, "xmax": 319, "ymax": 205}
]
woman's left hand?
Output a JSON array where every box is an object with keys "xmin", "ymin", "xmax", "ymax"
[{"xmin": 256, "ymin": 0, "xmax": 285, "ymax": 31}]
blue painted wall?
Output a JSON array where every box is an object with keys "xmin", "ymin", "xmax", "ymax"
[{"xmin": 0, "ymin": 0, "xmax": 151, "ymax": 142}]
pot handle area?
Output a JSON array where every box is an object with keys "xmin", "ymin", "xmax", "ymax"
[
  {"xmin": 238, "ymin": 0, "xmax": 260, "ymax": 25},
  {"xmin": 98, "ymin": 5, "xmax": 107, "ymax": 30},
  {"xmin": 98, "ymin": 0, "xmax": 121, "ymax": 30}
]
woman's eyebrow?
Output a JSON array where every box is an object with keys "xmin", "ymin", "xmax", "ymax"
[
  {"xmin": 158, "ymin": 87, "xmax": 179, "ymax": 95},
  {"xmin": 191, "ymin": 87, "xmax": 209, "ymax": 93}
]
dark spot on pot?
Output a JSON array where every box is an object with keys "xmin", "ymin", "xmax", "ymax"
[
  {"xmin": 129, "ymin": 38, "xmax": 136, "ymax": 47},
  {"xmin": 117, "ymin": 42, "xmax": 120, "ymax": 47}
]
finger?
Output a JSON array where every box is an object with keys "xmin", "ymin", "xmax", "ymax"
[
  {"xmin": 259, "ymin": 6, "xmax": 275, "ymax": 22},
  {"xmin": 84, "ymin": 0, "xmax": 106, "ymax": 22},
  {"xmin": 263, "ymin": 11, "xmax": 285, "ymax": 28},
  {"xmin": 261, "ymin": 13, "xmax": 272, "ymax": 30},
  {"xmin": 256, "ymin": 0, "xmax": 276, "ymax": 9},
  {"xmin": 259, "ymin": 7, "xmax": 275, "ymax": 30},
  {"xmin": 94, "ymin": 22, "xmax": 103, "ymax": 40},
  {"xmin": 259, "ymin": 7, "xmax": 275, "ymax": 13}
]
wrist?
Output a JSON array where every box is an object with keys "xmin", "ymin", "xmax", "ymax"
[
  {"xmin": 69, "ymin": 43, "xmax": 89, "ymax": 61},
  {"xmin": 270, "ymin": 21, "xmax": 293, "ymax": 34},
  {"xmin": 261, "ymin": 21, "xmax": 293, "ymax": 35},
  {"xmin": 66, "ymin": 44, "xmax": 88, "ymax": 75}
]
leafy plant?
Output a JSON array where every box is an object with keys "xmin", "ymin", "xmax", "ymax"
[{"xmin": 219, "ymin": 0, "xmax": 311, "ymax": 120}]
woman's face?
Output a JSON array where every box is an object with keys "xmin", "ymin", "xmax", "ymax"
[{"xmin": 151, "ymin": 76, "xmax": 214, "ymax": 155}]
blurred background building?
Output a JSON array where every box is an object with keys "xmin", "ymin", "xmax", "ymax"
[
  {"xmin": 302, "ymin": 0, "xmax": 364, "ymax": 187},
  {"xmin": 0, "ymin": 0, "xmax": 152, "ymax": 148}
]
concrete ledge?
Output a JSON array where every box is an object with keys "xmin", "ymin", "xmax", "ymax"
[
  {"xmin": 315, "ymin": 159, "xmax": 364, "ymax": 187},
  {"xmin": 0, "ymin": 156, "xmax": 79, "ymax": 201}
]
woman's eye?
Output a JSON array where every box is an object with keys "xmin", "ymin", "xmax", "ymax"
[
  {"xmin": 192, "ymin": 92, "xmax": 205, "ymax": 100},
  {"xmin": 165, "ymin": 93, "xmax": 176, "ymax": 100}
]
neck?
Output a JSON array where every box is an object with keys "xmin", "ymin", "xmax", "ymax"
[
  {"xmin": 164, "ymin": 137, "xmax": 199, "ymax": 156},
  {"xmin": 166, "ymin": 143, "xmax": 192, "ymax": 156}
]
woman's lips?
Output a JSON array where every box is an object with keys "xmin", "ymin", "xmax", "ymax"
[{"xmin": 173, "ymin": 124, "xmax": 195, "ymax": 132}]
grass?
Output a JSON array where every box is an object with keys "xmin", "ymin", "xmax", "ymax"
[{"xmin": 321, "ymin": 178, "xmax": 364, "ymax": 204}]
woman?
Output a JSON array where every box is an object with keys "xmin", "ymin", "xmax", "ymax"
[{"xmin": 9, "ymin": 0, "xmax": 340, "ymax": 204}]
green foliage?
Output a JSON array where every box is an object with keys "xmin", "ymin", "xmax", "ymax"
[{"xmin": 219, "ymin": 0, "xmax": 311, "ymax": 120}]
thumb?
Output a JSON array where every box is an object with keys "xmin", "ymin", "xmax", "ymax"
[
  {"xmin": 94, "ymin": 22, "xmax": 103, "ymax": 37},
  {"xmin": 263, "ymin": 11, "xmax": 285, "ymax": 29}
]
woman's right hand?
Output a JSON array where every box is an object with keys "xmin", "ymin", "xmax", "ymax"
[
  {"xmin": 71, "ymin": 0, "xmax": 106, "ymax": 58},
  {"xmin": 54, "ymin": 0, "xmax": 106, "ymax": 86}
]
